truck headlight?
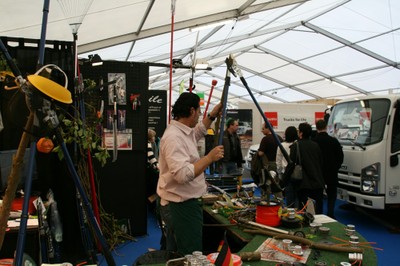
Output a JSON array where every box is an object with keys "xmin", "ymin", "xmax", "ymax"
[
  {"xmin": 361, "ymin": 163, "xmax": 380, "ymax": 193},
  {"xmin": 361, "ymin": 180, "xmax": 377, "ymax": 193}
]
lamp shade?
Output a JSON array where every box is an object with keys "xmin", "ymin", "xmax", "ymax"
[
  {"xmin": 27, "ymin": 75, "xmax": 72, "ymax": 104},
  {"xmin": 91, "ymin": 54, "xmax": 103, "ymax": 66}
]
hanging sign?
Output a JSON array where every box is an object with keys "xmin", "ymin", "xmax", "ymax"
[{"xmin": 148, "ymin": 90, "xmax": 167, "ymax": 137}]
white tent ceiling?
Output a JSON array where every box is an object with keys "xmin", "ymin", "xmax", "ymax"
[{"xmin": 1, "ymin": 0, "xmax": 400, "ymax": 108}]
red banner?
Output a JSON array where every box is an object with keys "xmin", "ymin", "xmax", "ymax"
[
  {"xmin": 265, "ymin": 112, "xmax": 278, "ymax": 128},
  {"xmin": 315, "ymin": 112, "xmax": 325, "ymax": 123}
]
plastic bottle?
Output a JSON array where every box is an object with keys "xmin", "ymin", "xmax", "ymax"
[
  {"xmin": 47, "ymin": 190, "xmax": 63, "ymax": 242},
  {"xmin": 50, "ymin": 200, "xmax": 63, "ymax": 242}
]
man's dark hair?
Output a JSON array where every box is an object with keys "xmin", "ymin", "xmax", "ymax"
[
  {"xmin": 298, "ymin": 122, "xmax": 312, "ymax": 139},
  {"xmin": 263, "ymin": 123, "xmax": 271, "ymax": 131},
  {"xmin": 285, "ymin": 126, "xmax": 298, "ymax": 142},
  {"xmin": 316, "ymin": 119, "xmax": 327, "ymax": 131},
  {"xmin": 225, "ymin": 117, "xmax": 236, "ymax": 128},
  {"xmin": 172, "ymin": 92, "xmax": 200, "ymax": 119}
]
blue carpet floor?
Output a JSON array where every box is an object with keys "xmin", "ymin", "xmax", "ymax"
[
  {"xmin": 97, "ymin": 211, "xmax": 162, "ymax": 266},
  {"xmin": 97, "ymin": 198, "xmax": 399, "ymax": 266}
]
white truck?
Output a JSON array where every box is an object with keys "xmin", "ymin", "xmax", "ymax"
[
  {"xmin": 238, "ymin": 102, "xmax": 327, "ymax": 169},
  {"xmin": 326, "ymin": 95, "xmax": 400, "ymax": 210}
]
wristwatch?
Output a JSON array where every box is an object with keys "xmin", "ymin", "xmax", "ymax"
[{"xmin": 207, "ymin": 113, "xmax": 216, "ymax": 121}]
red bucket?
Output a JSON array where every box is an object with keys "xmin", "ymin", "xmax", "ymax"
[
  {"xmin": 11, "ymin": 196, "xmax": 37, "ymax": 214},
  {"xmin": 256, "ymin": 203, "xmax": 281, "ymax": 227},
  {"xmin": 0, "ymin": 259, "xmax": 13, "ymax": 265}
]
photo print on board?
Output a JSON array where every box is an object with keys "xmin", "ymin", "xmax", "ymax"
[
  {"xmin": 108, "ymin": 73, "xmax": 127, "ymax": 105},
  {"xmin": 118, "ymin": 110, "xmax": 126, "ymax": 130}
]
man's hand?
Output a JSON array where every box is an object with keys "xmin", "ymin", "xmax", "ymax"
[
  {"xmin": 210, "ymin": 102, "xmax": 223, "ymax": 118},
  {"xmin": 206, "ymin": 145, "xmax": 224, "ymax": 162}
]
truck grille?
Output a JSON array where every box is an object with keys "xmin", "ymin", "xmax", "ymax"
[
  {"xmin": 338, "ymin": 172, "xmax": 361, "ymax": 194},
  {"xmin": 338, "ymin": 182, "xmax": 360, "ymax": 194}
]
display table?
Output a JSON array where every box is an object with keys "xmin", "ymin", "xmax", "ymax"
[
  {"xmin": 239, "ymin": 223, "xmax": 377, "ymax": 265},
  {"xmin": 203, "ymin": 204, "xmax": 254, "ymax": 243},
  {"xmin": 5, "ymin": 217, "xmax": 39, "ymax": 232},
  {"xmin": 0, "ymin": 218, "xmax": 40, "ymax": 263},
  {"xmin": 203, "ymin": 205, "xmax": 377, "ymax": 265}
]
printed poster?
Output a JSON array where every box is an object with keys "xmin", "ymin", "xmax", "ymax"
[{"xmin": 103, "ymin": 129, "xmax": 132, "ymax": 150}]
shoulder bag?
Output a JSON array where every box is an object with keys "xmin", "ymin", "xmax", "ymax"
[{"xmin": 291, "ymin": 141, "xmax": 303, "ymax": 181}]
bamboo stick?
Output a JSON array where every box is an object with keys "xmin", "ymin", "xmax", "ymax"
[
  {"xmin": 0, "ymin": 112, "xmax": 34, "ymax": 249},
  {"xmin": 243, "ymin": 228, "xmax": 364, "ymax": 253}
]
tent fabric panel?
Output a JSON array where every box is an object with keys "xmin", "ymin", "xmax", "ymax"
[
  {"xmin": 237, "ymin": 52, "xmax": 288, "ymax": 73},
  {"xmin": 263, "ymin": 63, "xmax": 323, "ymax": 85},
  {"xmin": 340, "ymin": 67, "xmax": 400, "ymax": 94},
  {"xmin": 358, "ymin": 34, "xmax": 400, "ymax": 63},
  {"xmin": 260, "ymin": 26, "xmax": 342, "ymax": 61},
  {"xmin": 302, "ymin": 46, "xmax": 388, "ymax": 76},
  {"xmin": 297, "ymin": 80, "xmax": 361, "ymax": 99}
]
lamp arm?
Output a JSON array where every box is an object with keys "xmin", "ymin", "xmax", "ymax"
[
  {"xmin": 35, "ymin": 64, "xmax": 69, "ymax": 89},
  {"xmin": 0, "ymin": 38, "xmax": 29, "ymax": 92}
]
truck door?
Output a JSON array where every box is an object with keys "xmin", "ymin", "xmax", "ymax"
[{"xmin": 386, "ymin": 101, "xmax": 400, "ymax": 204}]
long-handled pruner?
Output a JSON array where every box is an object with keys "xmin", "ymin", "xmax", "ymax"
[
  {"xmin": 214, "ymin": 55, "xmax": 237, "ymax": 147},
  {"xmin": 231, "ymin": 58, "xmax": 290, "ymax": 164},
  {"xmin": 111, "ymin": 83, "xmax": 118, "ymax": 162},
  {"xmin": 203, "ymin": 79, "xmax": 218, "ymax": 120}
]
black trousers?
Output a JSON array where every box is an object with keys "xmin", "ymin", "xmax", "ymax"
[
  {"xmin": 325, "ymin": 183, "xmax": 337, "ymax": 218},
  {"xmin": 297, "ymin": 188, "xmax": 324, "ymax": 214}
]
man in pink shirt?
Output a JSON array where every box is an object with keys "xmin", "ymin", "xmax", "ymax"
[{"xmin": 157, "ymin": 92, "xmax": 223, "ymax": 255}]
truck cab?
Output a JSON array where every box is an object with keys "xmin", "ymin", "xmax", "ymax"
[{"xmin": 327, "ymin": 95, "xmax": 400, "ymax": 209}]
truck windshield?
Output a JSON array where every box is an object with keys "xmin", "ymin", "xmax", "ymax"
[{"xmin": 327, "ymin": 99, "xmax": 391, "ymax": 146}]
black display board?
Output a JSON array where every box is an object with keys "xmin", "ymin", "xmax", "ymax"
[
  {"xmin": 0, "ymin": 36, "xmax": 74, "ymax": 149},
  {"xmin": 79, "ymin": 60, "xmax": 149, "ymax": 236},
  {"xmin": 0, "ymin": 37, "xmax": 90, "ymax": 262},
  {"xmin": 148, "ymin": 90, "xmax": 167, "ymax": 137}
]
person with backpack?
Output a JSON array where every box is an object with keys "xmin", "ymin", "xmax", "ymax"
[
  {"xmin": 258, "ymin": 124, "xmax": 283, "ymax": 171},
  {"xmin": 252, "ymin": 123, "xmax": 283, "ymax": 199}
]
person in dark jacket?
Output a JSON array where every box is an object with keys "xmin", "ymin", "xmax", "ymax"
[
  {"xmin": 258, "ymin": 123, "xmax": 284, "ymax": 199},
  {"xmin": 258, "ymin": 124, "xmax": 283, "ymax": 170},
  {"xmin": 290, "ymin": 122, "xmax": 325, "ymax": 214},
  {"xmin": 313, "ymin": 119, "xmax": 344, "ymax": 219},
  {"xmin": 220, "ymin": 118, "xmax": 243, "ymax": 175}
]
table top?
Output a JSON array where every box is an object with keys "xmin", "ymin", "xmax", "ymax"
[
  {"xmin": 203, "ymin": 205, "xmax": 377, "ymax": 265},
  {"xmin": 6, "ymin": 217, "xmax": 38, "ymax": 232}
]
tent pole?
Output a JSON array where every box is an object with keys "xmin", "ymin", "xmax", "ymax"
[{"xmin": 168, "ymin": 0, "xmax": 176, "ymax": 123}]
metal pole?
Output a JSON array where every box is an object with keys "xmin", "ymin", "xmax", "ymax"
[{"xmin": 37, "ymin": 0, "xmax": 50, "ymax": 68}]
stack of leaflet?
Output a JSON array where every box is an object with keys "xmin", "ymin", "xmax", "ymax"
[{"xmin": 205, "ymin": 174, "xmax": 237, "ymax": 191}]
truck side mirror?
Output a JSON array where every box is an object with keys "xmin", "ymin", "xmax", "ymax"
[{"xmin": 390, "ymin": 154, "xmax": 399, "ymax": 167}]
